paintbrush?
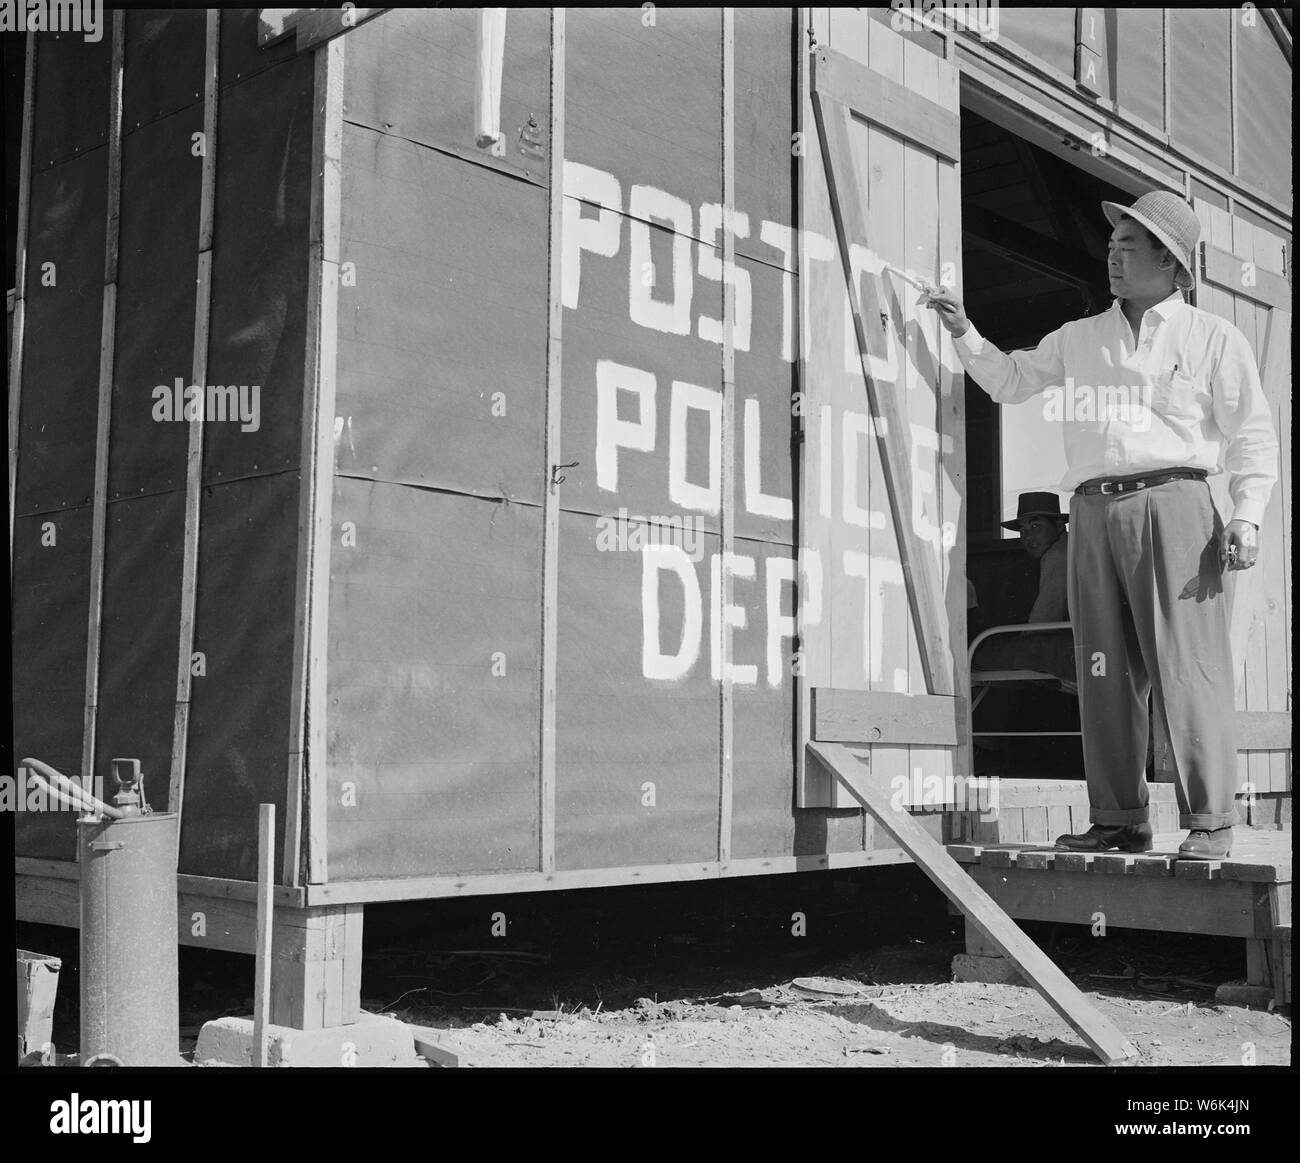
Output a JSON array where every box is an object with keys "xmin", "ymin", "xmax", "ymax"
[{"xmin": 882, "ymin": 264, "xmax": 939, "ymax": 298}]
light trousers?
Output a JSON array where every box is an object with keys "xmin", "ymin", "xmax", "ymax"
[{"xmin": 1067, "ymin": 478, "xmax": 1239, "ymax": 830}]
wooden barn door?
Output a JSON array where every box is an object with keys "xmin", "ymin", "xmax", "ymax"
[
  {"xmin": 1163, "ymin": 201, "xmax": 1291, "ymax": 816},
  {"xmin": 797, "ymin": 12, "xmax": 968, "ymax": 809}
]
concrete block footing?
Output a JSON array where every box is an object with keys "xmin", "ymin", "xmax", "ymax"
[
  {"xmin": 195, "ymin": 1011, "xmax": 420, "ymax": 1067},
  {"xmin": 952, "ymin": 952, "xmax": 1025, "ymax": 985}
]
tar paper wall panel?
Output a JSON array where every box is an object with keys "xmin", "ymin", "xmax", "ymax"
[
  {"xmin": 13, "ymin": 72, "xmax": 108, "ymax": 859},
  {"xmin": 325, "ymin": 478, "xmax": 543, "ymax": 880},
  {"xmin": 31, "ymin": 31, "xmax": 110, "ymax": 171},
  {"xmin": 93, "ymin": 100, "xmax": 205, "ymax": 801},
  {"xmin": 122, "ymin": 9, "xmax": 207, "ymax": 132},
  {"xmin": 326, "ymin": 13, "xmax": 554, "ymax": 879},
  {"xmin": 13, "ymin": 509, "xmax": 93, "ymax": 860},
  {"xmin": 549, "ymin": 8, "xmax": 832, "ymax": 870},
  {"xmin": 203, "ymin": 55, "xmax": 314, "ymax": 482},
  {"xmin": 341, "ymin": 6, "xmax": 551, "ymax": 179},
  {"xmin": 566, "ymin": 8, "xmax": 722, "ymax": 226},
  {"xmin": 556, "ymin": 8, "xmax": 717, "ymax": 871},
  {"xmin": 15, "ymin": 147, "xmax": 108, "ymax": 515},
  {"xmin": 334, "ymin": 126, "xmax": 549, "ymax": 503},
  {"xmin": 92, "ymin": 492, "xmax": 186, "ymax": 795},
  {"xmin": 553, "ymin": 512, "xmax": 721, "ymax": 869},
  {"xmin": 180, "ymin": 54, "xmax": 317, "ymax": 880}
]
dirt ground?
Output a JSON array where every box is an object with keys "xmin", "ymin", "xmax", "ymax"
[
  {"xmin": 20, "ymin": 865, "xmax": 1291, "ymax": 1069},
  {"xmin": 388, "ymin": 942, "xmax": 1290, "ymax": 1069}
]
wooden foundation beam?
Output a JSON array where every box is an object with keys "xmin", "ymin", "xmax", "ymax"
[{"xmin": 809, "ymin": 741, "xmax": 1139, "ymax": 1064}]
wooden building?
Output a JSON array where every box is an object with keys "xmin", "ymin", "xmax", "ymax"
[{"xmin": 10, "ymin": 8, "xmax": 1291, "ymax": 1029}]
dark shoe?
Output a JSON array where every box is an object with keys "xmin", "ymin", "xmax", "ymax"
[
  {"xmin": 1177, "ymin": 827, "xmax": 1233, "ymax": 860},
  {"xmin": 1054, "ymin": 822, "xmax": 1153, "ymax": 853}
]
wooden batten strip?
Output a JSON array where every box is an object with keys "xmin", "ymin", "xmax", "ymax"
[
  {"xmin": 793, "ymin": 9, "xmax": 815, "ymax": 805},
  {"xmin": 294, "ymin": 6, "xmax": 388, "ymax": 53},
  {"xmin": 1228, "ymin": 14, "xmax": 1239, "ymax": 177},
  {"xmin": 80, "ymin": 13, "xmax": 126, "ymax": 791},
  {"xmin": 1259, "ymin": 8, "xmax": 1292, "ymax": 68},
  {"xmin": 297, "ymin": 845, "xmax": 916, "ymax": 906},
  {"xmin": 717, "ymin": 7, "xmax": 736, "ymax": 864},
  {"xmin": 290, "ymin": 36, "xmax": 347, "ymax": 886},
  {"xmin": 169, "ymin": 12, "xmax": 221, "ymax": 840},
  {"xmin": 810, "ymin": 87, "xmax": 953, "ymax": 697},
  {"xmin": 1160, "ymin": 9, "xmax": 1172, "ymax": 137},
  {"xmin": 935, "ymin": 55, "xmax": 970, "ymax": 776},
  {"xmin": 252, "ymin": 802, "xmax": 275, "ymax": 1066},
  {"xmin": 103, "ymin": 13, "xmax": 124, "ymax": 283},
  {"xmin": 537, "ymin": 8, "xmax": 566, "ymax": 875},
  {"xmin": 812, "ymin": 688, "xmax": 961, "ymax": 745},
  {"xmin": 80, "ymin": 287, "xmax": 118, "ymax": 786},
  {"xmin": 7, "ymin": 33, "xmax": 36, "ymax": 561},
  {"xmin": 1200, "ymin": 243, "xmax": 1291, "ymax": 311},
  {"xmin": 814, "ymin": 45, "xmax": 960, "ymax": 162}
]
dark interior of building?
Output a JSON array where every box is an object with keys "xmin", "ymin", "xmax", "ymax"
[{"xmin": 960, "ymin": 109, "xmax": 1135, "ymax": 776}]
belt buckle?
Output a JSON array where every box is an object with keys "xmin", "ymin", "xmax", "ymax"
[{"xmin": 1098, "ymin": 481, "xmax": 1116, "ymax": 495}]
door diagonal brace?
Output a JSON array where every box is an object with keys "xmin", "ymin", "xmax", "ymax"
[{"xmin": 810, "ymin": 741, "xmax": 1140, "ymax": 1066}]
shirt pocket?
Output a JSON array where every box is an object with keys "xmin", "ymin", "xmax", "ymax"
[{"xmin": 1151, "ymin": 368, "xmax": 1204, "ymax": 422}]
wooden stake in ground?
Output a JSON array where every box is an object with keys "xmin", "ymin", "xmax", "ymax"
[
  {"xmin": 253, "ymin": 803, "xmax": 276, "ymax": 1067},
  {"xmin": 808, "ymin": 742, "xmax": 1139, "ymax": 1065}
]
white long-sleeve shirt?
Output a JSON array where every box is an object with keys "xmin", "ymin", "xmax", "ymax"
[{"xmin": 953, "ymin": 293, "xmax": 1279, "ymax": 527}]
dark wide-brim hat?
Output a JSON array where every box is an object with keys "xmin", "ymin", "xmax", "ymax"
[
  {"xmin": 1001, "ymin": 491, "xmax": 1069, "ymax": 531},
  {"xmin": 1101, "ymin": 190, "xmax": 1200, "ymax": 291}
]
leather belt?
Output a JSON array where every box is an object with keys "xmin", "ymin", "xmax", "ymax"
[{"xmin": 1075, "ymin": 469, "xmax": 1208, "ymax": 496}]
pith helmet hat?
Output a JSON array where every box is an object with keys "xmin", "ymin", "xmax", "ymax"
[{"xmin": 1101, "ymin": 190, "xmax": 1200, "ymax": 291}]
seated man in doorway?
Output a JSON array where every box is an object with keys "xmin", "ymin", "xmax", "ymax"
[{"xmin": 971, "ymin": 491, "xmax": 1075, "ymax": 683}]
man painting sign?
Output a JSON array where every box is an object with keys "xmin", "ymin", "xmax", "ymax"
[{"xmin": 926, "ymin": 190, "xmax": 1279, "ymax": 860}]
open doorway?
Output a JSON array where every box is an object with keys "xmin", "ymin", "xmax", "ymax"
[{"xmin": 959, "ymin": 111, "xmax": 1134, "ymax": 778}]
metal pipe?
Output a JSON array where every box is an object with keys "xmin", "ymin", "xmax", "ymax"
[
  {"xmin": 28, "ymin": 774, "xmax": 101, "ymax": 815},
  {"xmin": 21, "ymin": 757, "xmax": 125, "ymax": 818}
]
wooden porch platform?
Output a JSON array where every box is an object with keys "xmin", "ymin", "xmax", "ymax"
[{"xmin": 947, "ymin": 828, "xmax": 1292, "ymax": 1007}]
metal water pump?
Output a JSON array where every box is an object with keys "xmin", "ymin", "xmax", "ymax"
[{"xmin": 24, "ymin": 756, "xmax": 181, "ymax": 1066}]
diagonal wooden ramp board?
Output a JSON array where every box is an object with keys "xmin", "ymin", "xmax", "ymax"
[{"xmin": 808, "ymin": 742, "xmax": 1139, "ymax": 1065}]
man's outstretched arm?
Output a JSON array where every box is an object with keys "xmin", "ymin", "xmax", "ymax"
[{"xmin": 924, "ymin": 284, "xmax": 1067, "ymax": 406}]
